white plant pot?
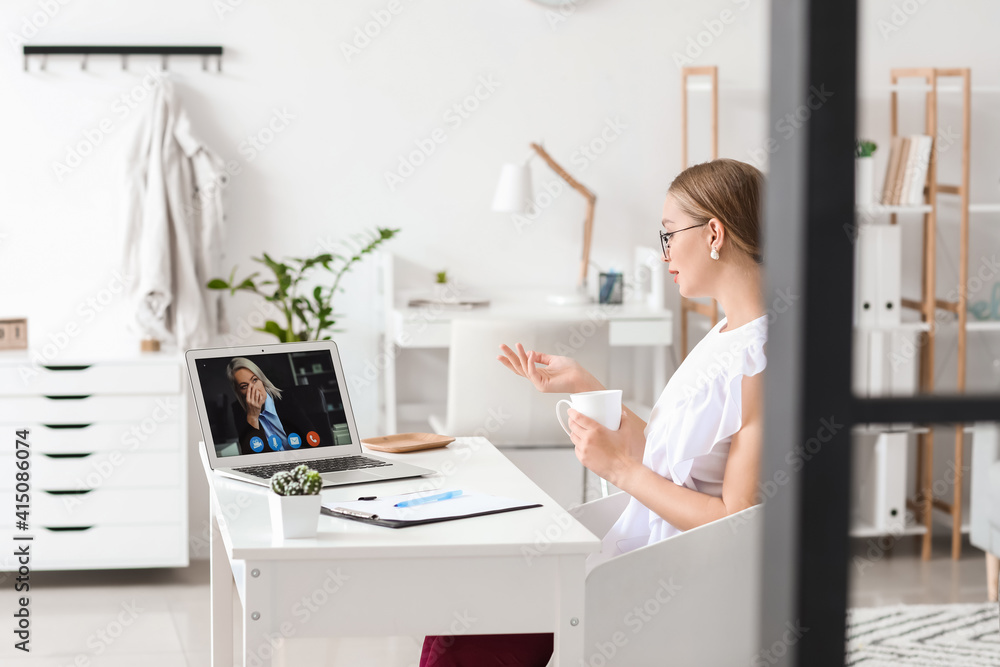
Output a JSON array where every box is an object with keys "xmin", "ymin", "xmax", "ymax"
[
  {"xmin": 269, "ymin": 493, "xmax": 322, "ymax": 539},
  {"xmin": 855, "ymin": 156, "xmax": 875, "ymax": 206},
  {"xmin": 433, "ymin": 281, "xmax": 459, "ymax": 301}
]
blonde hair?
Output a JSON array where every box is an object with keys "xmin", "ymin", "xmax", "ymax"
[
  {"xmin": 226, "ymin": 357, "xmax": 283, "ymax": 412},
  {"xmin": 667, "ymin": 158, "xmax": 764, "ymax": 265}
]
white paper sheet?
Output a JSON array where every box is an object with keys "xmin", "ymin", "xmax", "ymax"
[{"xmin": 322, "ymin": 489, "xmax": 537, "ymax": 523}]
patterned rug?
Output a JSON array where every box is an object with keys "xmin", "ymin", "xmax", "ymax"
[{"xmin": 846, "ymin": 603, "xmax": 1000, "ymax": 666}]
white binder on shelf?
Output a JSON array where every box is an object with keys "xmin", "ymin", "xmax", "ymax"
[
  {"xmin": 874, "ymin": 432, "xmax": 908, "ymax": 533},
  {"xmin": 854, "ymin": 224, "xmax": 878, "ymax": 328},
  {"xmin": 874, "ymin": 225, "xmax": 902, "ymax": 328},
  {"xmin": 852, "ymin": 328, "xmax": 870, "ymax": 399}
]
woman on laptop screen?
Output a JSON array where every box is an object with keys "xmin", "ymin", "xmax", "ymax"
[{"xmin": 227, "ymin": 357, "xmax": 320, "ymax": 455}]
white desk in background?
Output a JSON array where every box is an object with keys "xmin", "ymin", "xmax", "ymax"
[
  {"xmin": 202, "ymin": 437, "xmax": 601, "ymax": 667},
  {"xmin": 382, "ymin": 294, "xmax": 673, "ymax": 433}
]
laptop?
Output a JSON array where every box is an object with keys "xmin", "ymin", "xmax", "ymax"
[{"xmin": 185, "ymin": 341, "xmax": 435, "ymax": 487}]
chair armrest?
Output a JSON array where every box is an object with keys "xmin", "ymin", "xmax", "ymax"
[
  {"xmin": 568, "ymin": 491, "xmax": 630, "ymax": 537},
  {"xmin": 583, "ymin": 505, "xmax": 764, "ymax": 666}
]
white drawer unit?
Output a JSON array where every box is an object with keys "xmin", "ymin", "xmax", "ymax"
[
  {"xmin": 0, "ymin": 421, "xmax": 182, "ymax": 453},
  {"xmin": 0, "ymin": 353, "xmax": 188, "ymax": 570}
]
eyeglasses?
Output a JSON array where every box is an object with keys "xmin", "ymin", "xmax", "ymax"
[{"xmin": 660, "ymin": 223, "xmax": 708, "ymax": 259}]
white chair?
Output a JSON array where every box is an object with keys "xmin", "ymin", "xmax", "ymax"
[
  {"xmin": 970, "ymin": 421, "xmax": 1000, "ymax": 602},
  {"xmin": 428, "ymin": 318, "xmax": 610, "ymax": 507},
  {"xmin": 551, "ymin": 493, "xmax": 764, "ymax": 666}
]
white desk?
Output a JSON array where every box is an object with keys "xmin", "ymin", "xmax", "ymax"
[
  {"xmin": 384, "ymin": 297, "xmax": 673, "ymax": 433},
  {"xmin": 202, "ymin": 437, "xmax": 601, "ymax": 666}
]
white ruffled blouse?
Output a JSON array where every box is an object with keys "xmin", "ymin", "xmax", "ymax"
[{"xmin": 586, "ymin": 313, "xmax": 768, "ymax": 574}]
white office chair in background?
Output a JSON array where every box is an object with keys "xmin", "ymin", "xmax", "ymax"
[
  {"xmin": 970, "ymin": 421, "xmax": 1000, "ymax": 602},
  {"xmin": 428, "ymin": 318, "xmax": 610, "ymax": 507},
  {"xmin": 544, "ymin": 493, "xmax": 765, "ymax": 666}
]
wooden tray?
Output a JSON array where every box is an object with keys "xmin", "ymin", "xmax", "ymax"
[{"xmin": 361, "ymin": 432, "xmax": 455, "ymax": 453}]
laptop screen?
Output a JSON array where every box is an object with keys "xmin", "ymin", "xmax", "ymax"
[{"xmin": 192, "ymin": 349, "xmax": 353, "ymax": 458}]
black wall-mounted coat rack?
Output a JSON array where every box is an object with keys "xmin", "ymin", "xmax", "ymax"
[{"xmin": 22, "ymin": 45, "xmax": 224, "ymax": 72}]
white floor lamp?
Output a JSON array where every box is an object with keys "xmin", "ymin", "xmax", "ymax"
[{"xmin": 491, "ymin": 142, "xmax": 596, "ymax": 305}]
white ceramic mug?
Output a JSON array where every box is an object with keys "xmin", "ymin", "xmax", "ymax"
[{"xmin": 556, "ymin": 389, "xmax": 623, "ymax": 436}]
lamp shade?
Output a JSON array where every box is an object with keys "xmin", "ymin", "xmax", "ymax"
[{"xmin": 491, "ymin": 162, "xmax": 533, "ymax": 213}]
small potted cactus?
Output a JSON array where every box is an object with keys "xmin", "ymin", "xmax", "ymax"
[{"xmin": 268, "ymin": 464, "xmax": 323, "ymax": 538}]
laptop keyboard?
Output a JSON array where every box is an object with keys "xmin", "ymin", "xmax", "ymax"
[{"xmin": 233, "ymin": 456, "xmax": 391, "ymax": 479}]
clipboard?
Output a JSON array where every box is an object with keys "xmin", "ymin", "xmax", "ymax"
[{"xmin": 321, "ymin": 490, "xmax": 542, "ymax": 528}]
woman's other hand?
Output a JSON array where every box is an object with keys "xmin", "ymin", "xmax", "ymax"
[
  {"xmin": 497, "ymin": 343, "xmax": 603, "ymax": 395},
  {"xmin": 566, "ymin": 407, "xmax": 645, "ymax": 488},
  {"xmin": 245, "ymin": 386, "xmax": 265, "ymax": 429}
]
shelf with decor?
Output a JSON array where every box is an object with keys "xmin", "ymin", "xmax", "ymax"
[{"xmin": 852, "ymin": 67, "xmax": 1000, "ymax": 561}]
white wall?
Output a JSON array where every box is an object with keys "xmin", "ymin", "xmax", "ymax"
[{"xmin": 1, "ymin": 0, "xmax": 997, "ymax": 558}]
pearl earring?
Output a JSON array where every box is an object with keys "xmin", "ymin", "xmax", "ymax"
[{"xmin": 710, "ymin": 247, "xmax": 720, "ymax": 260}]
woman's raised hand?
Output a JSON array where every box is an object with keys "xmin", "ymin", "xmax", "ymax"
[
  {"xmin": 245, "ymin": 386, "xmax": 265, "ymax": 429},
  {"xmin": 497, "ymin": 343, "xmax": 603, "ymax": 395}
]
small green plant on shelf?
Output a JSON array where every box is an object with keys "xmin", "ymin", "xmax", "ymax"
[
  {"xmin": 855, "ymin": 139, "xmax": 877, "ymax": 158},
  {"xmin": 435, "ymin": 270, "xmax": 448, "ymax": 284},
  {"xmin": 269, "ymin": 464, "xmax": 322, "ymax": 496},
  {"xmin": 207, "ymin": 227, "xmax": 399, "ymax": 342}
]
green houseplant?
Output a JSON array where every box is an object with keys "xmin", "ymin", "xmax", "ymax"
[
  {"xmin": 268, "ymin": 464, "xmax": 323, "ymax": 538},
  {"xmin": 208, "ymin": 227, "xmax": 399, "ymax": 342},
  {"xmin": 855, "ymin": 139, "xmax": 877, "ymax": 158}
]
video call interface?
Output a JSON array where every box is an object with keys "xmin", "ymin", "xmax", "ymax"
[{"xmin": 195, "ymin": 350, "xmax": 353, "ymax": 458}]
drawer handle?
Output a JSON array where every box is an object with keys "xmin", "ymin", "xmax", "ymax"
[
  {"xmin": 43, "ymin": 526, "xmax": 94, "ymax": 532},
  {"xmin": 44, "ymin": 395, "xmax": 91, "ymax": 400},
  {"xmin": 41, "ymin": 365, "xmax": 92, "ymax": 371},
  {"xmin": 42, "ymin": 453, "xmax": 93, "ymax": 459},
  {"xmin": 42, "ymin": 423, "xmax": 92, "ymax": 430},
  {"xmin": 43, "ymin": 489, "xmax": 93, "ymax": 495}
]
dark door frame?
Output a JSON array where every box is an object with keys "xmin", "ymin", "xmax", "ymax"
[{"xmin": 758, "ymin": 1, "xmax": 1000, "ymax": 664}]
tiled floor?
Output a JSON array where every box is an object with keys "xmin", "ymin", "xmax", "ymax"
[{"xmin": 6, "ymin": 534, "xmax": 992, "ymax": 667}]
